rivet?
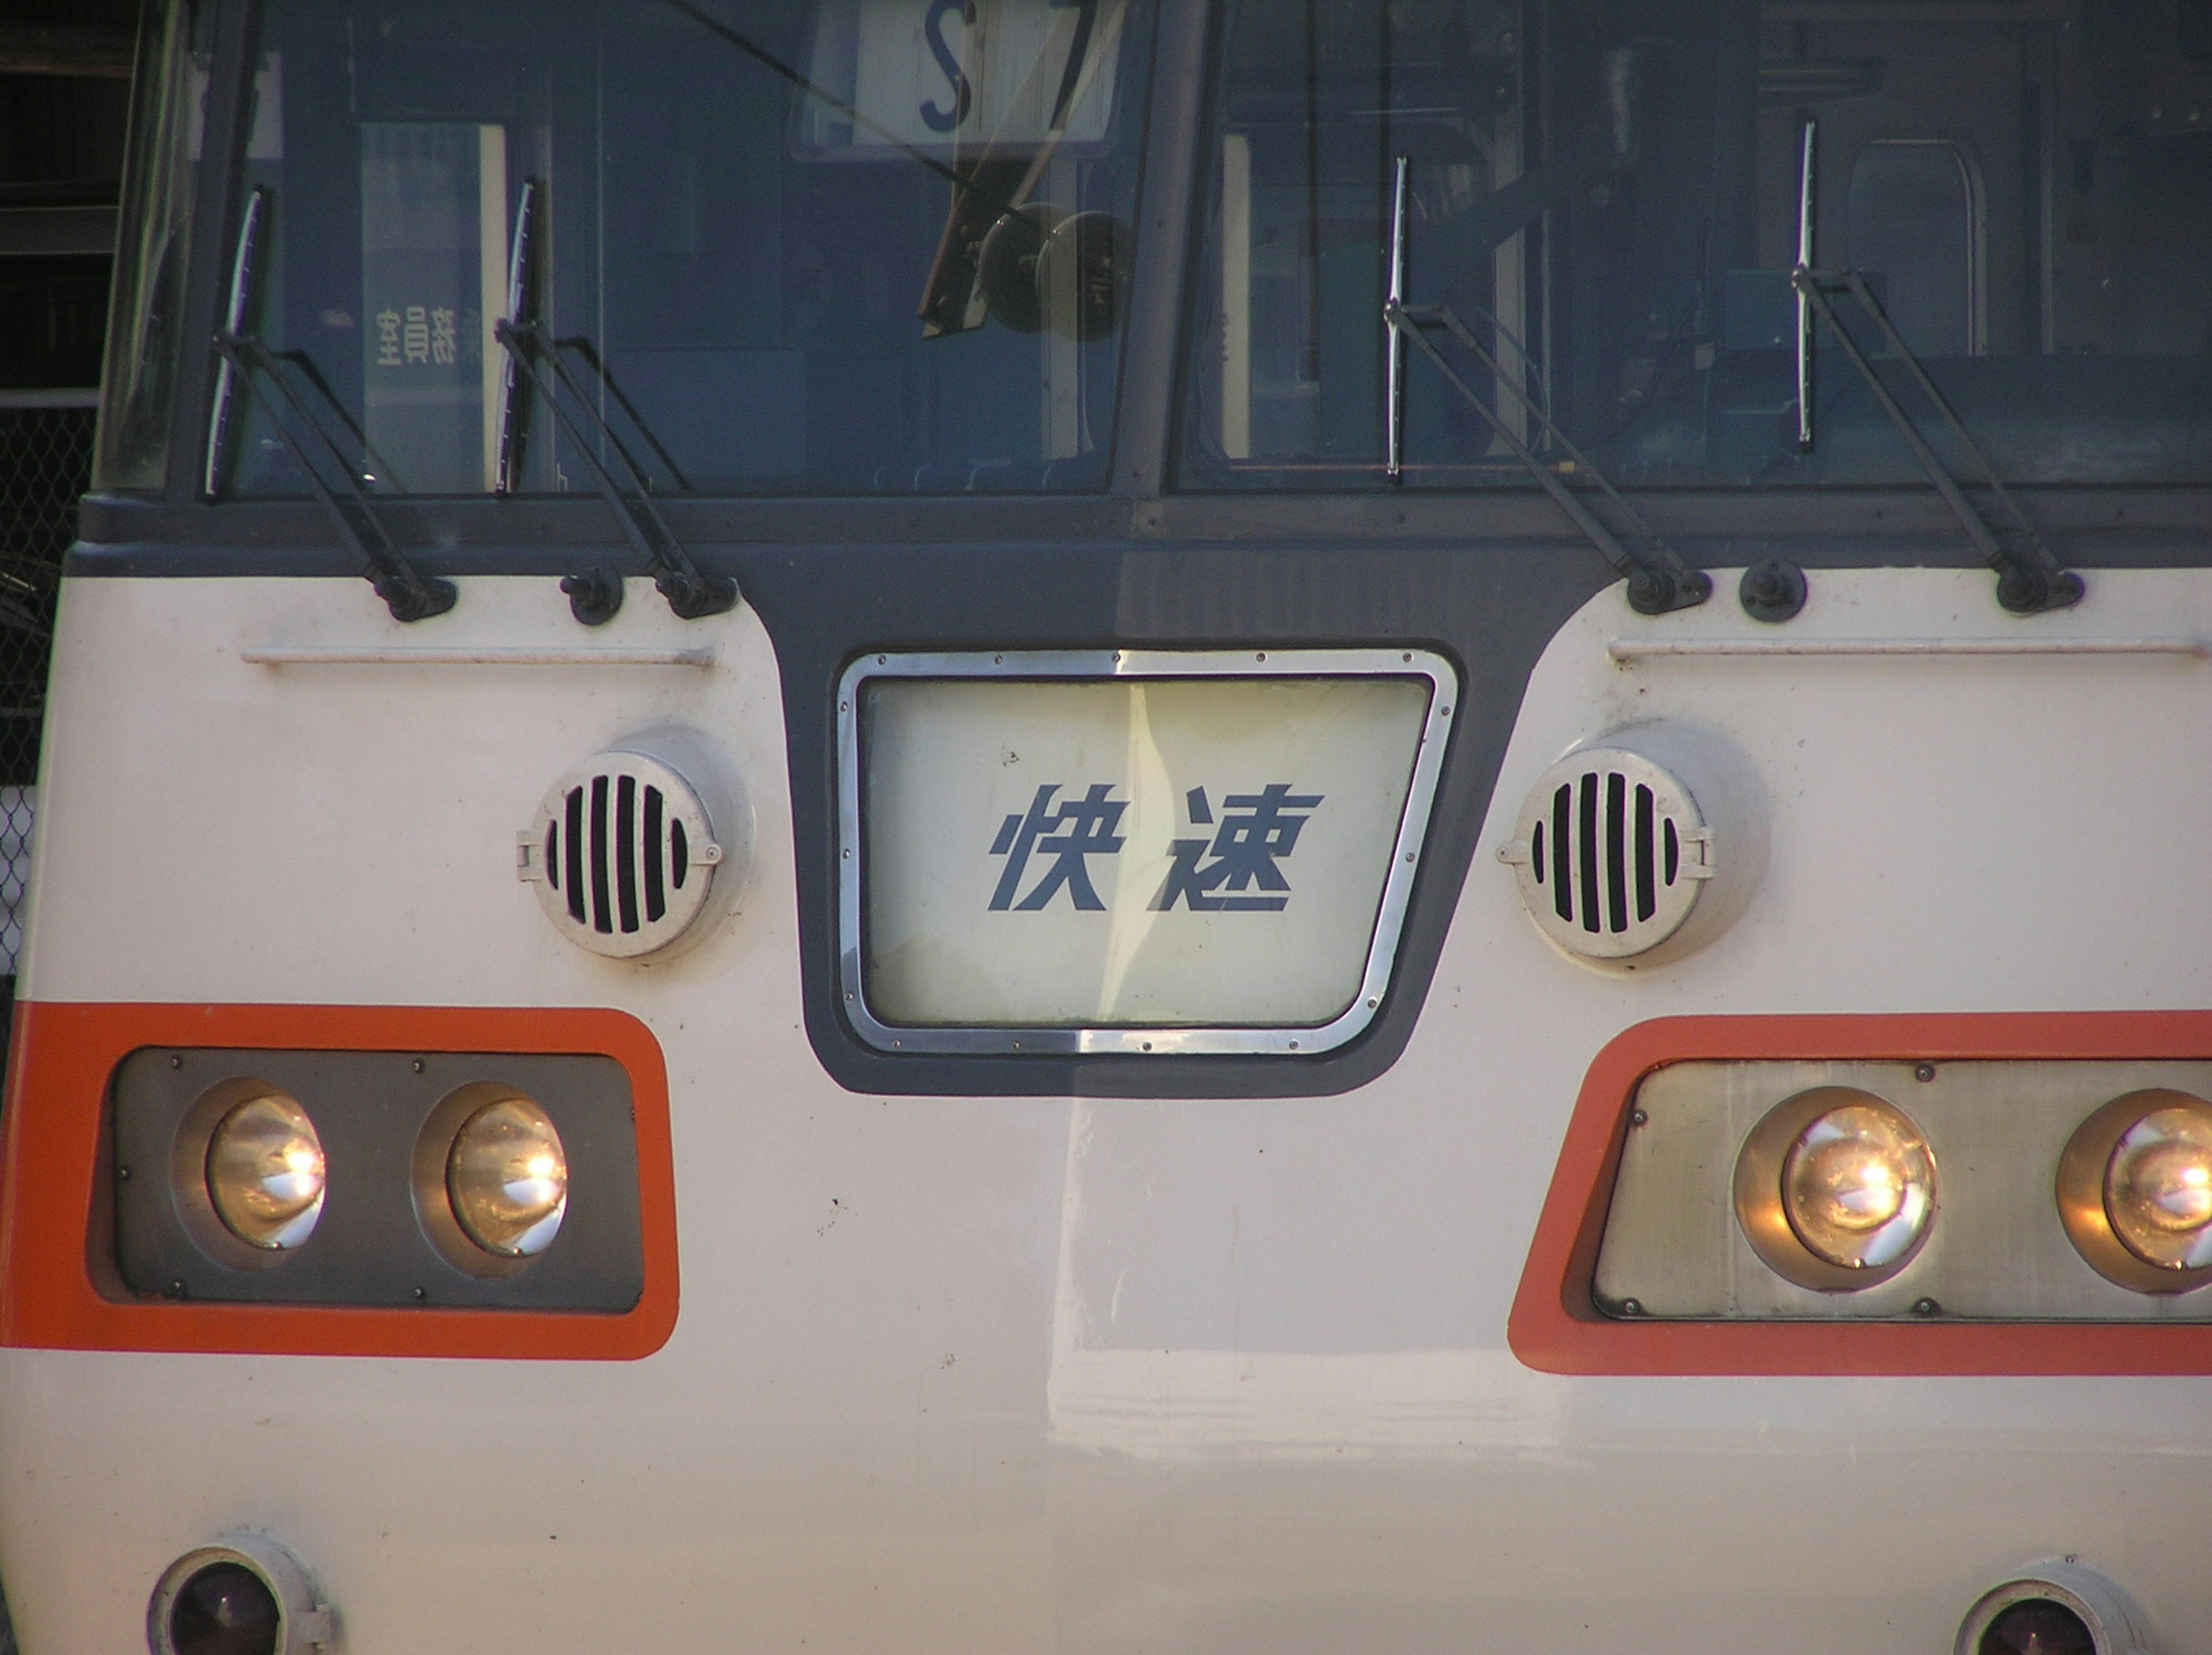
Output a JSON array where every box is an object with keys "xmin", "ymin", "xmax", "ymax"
[
  {"xmin": 1911, "ymin": 1297, "xmax": 1941, "ymax": 1316},
  {"xmin": 1630, "ymin": 1108, "xmax": 1649, "ymax": 1127},
  {"xmin": 169, "ymin": 1054, "xmax": 182, "ymax": 1070},
  {"xmin": 844, "ymin": 991, "xmax": 855, "ymax": 1001},
  {"xmin": 411, "ymin": 1058, "xmax": 424, "ymax": 1073},
  {"xmin": 1402, "ymin": 652, "xmax": 1412, "ymax": 662},
  {"xmin": 1287, "ymin": 1040, "xmax": 1300, "ymax": 1050},
  {"xmin": 1366, "ymin": 997, "xmax": 1380, "ymax": 1009},
  {"xmin": 1142, "ymin": 1042, "xmax": 1153, "ymax": 1052},
  {"xmin": 412, "ymin": 1286, "xmax": 428, "ymax": 1302},
  {"xmin": 117, "ymin": 1165, "xmax": 131, "ymax": 1181},
  {"xmin": 1618, "ymin": 1298, "xmax": 1643, "ymax": 1317},
  {"xmin": 877, "ymin": 655, "xmax": 887, "ymax": 664},
  {"xmin": 1256, "ymin": 651, "xmax": 1266, "ymax": 662},
  {"xmin": 1915, "ymin": 1063, "xmax": 1936, "ymax": 1082}
]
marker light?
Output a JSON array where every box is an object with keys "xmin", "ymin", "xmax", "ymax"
[
  {"xmin": 2105, "ymin": 1103, "xmax": 2212, "ymax": 1271},
  {"xmin": 204, "ymin": 1093, "xmax": 327, "ymax": 1251},
  {"xmin": 1783, "ymin": 1100, "xmax": 1936, "ymax": 1270},
  {"xmin": 446, "ymin": 1097, "xmax": 568, "ymax": 1258},
  {"xmin": 164, "ymin": 1562, "xmax": 279, "ymax": 1655}
]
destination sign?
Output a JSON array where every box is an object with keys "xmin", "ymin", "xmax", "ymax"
[{"xmin": 855, "ymin": 671, "xmax": 1437, "ymax": 1032}]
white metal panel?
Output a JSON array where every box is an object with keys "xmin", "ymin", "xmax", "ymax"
[{"xmin": 7, "ymin": 569, "xmax": 2212, "ymax": 1651}]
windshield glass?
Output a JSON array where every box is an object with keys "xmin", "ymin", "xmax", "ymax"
[
  {"xmin": 207, "ymin": 0, "xmax": 1150, "ymax": 498},
  {"xmin": 1180, "ymin": 0, "xmax": 2212, "ymax": 491}
]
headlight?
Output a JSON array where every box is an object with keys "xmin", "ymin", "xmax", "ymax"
[
  {"xmin": 2057, "ymin": 1088, "xmax": 2212, "ymax": 1293},
  {"xmin": 446, "ymin": 1096, "xmax": 568, "ymax": 1258},
  {"xmin": 1732, "ymin": 1086, "xmax": 1936, "ymax": 1291},
  {"xmin": 203, "ymin": 1093, "xmax": 326, "ymax": 1251},
  {"xmin": 1782, "ymin": 1100, "xmax": 1936, "ymax": 1271},
  {"xmin": 2103, "ymin": 1103, "xmax": 2212, "ymax": 1271}
]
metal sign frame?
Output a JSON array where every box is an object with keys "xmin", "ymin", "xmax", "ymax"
[{"xmin": 835, "ymin": 646, "xmax": 1458, "ymax": 1056}]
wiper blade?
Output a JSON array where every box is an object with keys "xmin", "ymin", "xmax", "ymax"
[
  {"xmin": 1384, "ymin": 157, "xmax": 1709, "ymax": 617},
  {"xmin": 204, "ymin": 188, "xmax": 457, "ymax": 624},
  {"xmin": 1793, "ymin": 266, "xmax": 2083, "ymax": 615},
  {"xmin": 494, "ymin": 316, "xmax": 738, "ymax": 623}
]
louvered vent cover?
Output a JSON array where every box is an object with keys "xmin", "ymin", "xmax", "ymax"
[
  {"xmin": 519, "ymin": 751, "xmax": 722, "ymax": 959},
  {"xmin": 1501, "ymin": 731, "xmax": 1740, "ymax": 962}
]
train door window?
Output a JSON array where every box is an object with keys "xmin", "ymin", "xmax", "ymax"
[
  {"xmin": 202, "ymin": 0, "xmax": 1154, "ymax": 499},
  {"xmin": 1176, "ymin": 0, "xmax": 2212, "ymax": 493},
  {"xmin": 1847, "ymin": 140, "xmax": 1981, "ymax": 360}
]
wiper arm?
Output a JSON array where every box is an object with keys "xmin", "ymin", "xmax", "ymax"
[
  {"xmin": 493, "ymin": 180, "xmax": 736, "ymax": 625},
  {"xmin": 494, "ymin": 316, "xmax": 738, "ymax": 623},
  {"xmin": 204, "ymin": 187, "xmax": 457, "ymax": 623},
  {"xmin": 1792, "ymin": 267, "xmax": 2082, "ymax": 615},
  {"xmin": 1383, "ymin": 157, "xmax": 1710, "ymax": 617}
]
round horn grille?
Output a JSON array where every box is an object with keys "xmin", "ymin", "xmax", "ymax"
[
  {"xmin": 520, "ymin": 750, "xmax": 721, "ymax": 959},
  {"xmin": 1500, "ymin": 722, "xmax": 1765, "ymax": 966}
]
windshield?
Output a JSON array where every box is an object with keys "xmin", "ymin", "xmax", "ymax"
[
  {"xmin": 1180, "ymin": 0, "xmax": 2212, "ymax": 491},
  {"xmin": 203, "ymin": 0, "xmax": 1150, "ymax": 499}
]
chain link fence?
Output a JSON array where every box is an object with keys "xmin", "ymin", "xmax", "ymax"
[
  {"xmin": 0, "ymin": 400, "xmax": 89, "ymax": 1005},
  {"xmin": 0, "ymin": 397, "xmax": 81, "ymax": 1655}
]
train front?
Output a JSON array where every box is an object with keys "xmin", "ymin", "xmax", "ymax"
[{"xmin": 7, "ymin": 1, "xmax": 2212, "ymax": 1650}]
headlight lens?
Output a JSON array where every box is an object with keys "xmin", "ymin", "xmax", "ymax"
[
  {"xmin": 446, "ymin": 1097, "xmax": 567, "ymax": 1258},
  {"xmin": 204, "ymin": 1093, "xmax": 327, "ymax": 1251},
  {"xmin": 1782, "ymin": 1100, "xmax": 1935, "ymax": 1270},
  {"xmin": 2104, "ymin": 1103, "xmax": 2212, "ymax": 1271}
]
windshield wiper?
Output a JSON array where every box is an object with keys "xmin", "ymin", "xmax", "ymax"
[
  {"xmin": 205, "ymin": 187, "xmax": 457, "ymax": 623},
  {"xmin": 494, "ymin": 181, "xmax": 737, "ymax": 626},
  {"xmin": 497, "ymin": 319, "xmax": 738, "ymax": 624},
  {"xmin": 1789, "ymin": 118, "xmax": 2080, "ymax": 616},
  {"xmin": 1383, "ymin": 157, "xmax": 1710, "ymax": 617},
  {"xmin": 1792, "ymin": 268, "xmax": 2082, "ymax": 616}
]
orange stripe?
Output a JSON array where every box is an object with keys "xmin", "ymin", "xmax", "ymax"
[
  {"xmin": 0, "ymin": 1002, "xmax": 677, "ymax": 1360},
  {"xmin": 1509, "ymin": 1012, "xmax": 2212, "ymax": 1375}
]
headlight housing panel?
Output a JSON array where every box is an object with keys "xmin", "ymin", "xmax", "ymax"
[
  {"xmin": 113, "ymin": 1048, "xmax": 642, "ymax": 1313},
  {"xmin": 1596, "ymin": 1056, "xmax": 2212, "ymax": 1323}
]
